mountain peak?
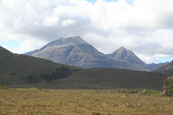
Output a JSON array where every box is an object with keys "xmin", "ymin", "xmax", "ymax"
[
  {"xmin": 61, "ymin": 36, "xmax": 88, "ymax": 45},
  {"xmin": 119, "ymin": 46, "xmax": 126, "ymax": 50},
  {"xmin": 42, "ymin": 36, "xmax": 89, "ymax": 49},
  {"xmin": 112, "ymin": 47, "xmax": 133, "ymax": 57},
  {"xmin": 111, "ymin": 47, "xmax": 131, "ymax": 59},
  {"xmin": 108, "ymin": 47, "xmax": 148, "ymax": 70},
  {"xmin": 117, "ymin": 47, "xmax": 130, "ymax": 52}
]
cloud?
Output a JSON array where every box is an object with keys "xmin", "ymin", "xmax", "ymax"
[
  {"xmin": 13, "ymin": 39, "xmax": 46, "ymax": 53},
  {"xmin": 0, "ymin": 0, "xmax": 173, "ymax": 63},
  {"xmin": 43, "ymin": 17, "xmax": 59, "ymax": 26},
  {"xmin": 62, "ymin": 19, "xmax": 76, "ymax": 27}
]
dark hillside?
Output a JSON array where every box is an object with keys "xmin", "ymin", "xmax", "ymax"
[
  {"xmin": 0, "ymin": 46, "xmax": 80, "ymax": 85},
  {"xmin": 156, "ymin": 61, "xmax": 173, "ymax": 76},
  {"xmin": 48, "ymin": 68, "xmax": 166, "ymax": 90}
]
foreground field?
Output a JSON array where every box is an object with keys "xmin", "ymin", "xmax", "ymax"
[{"xmin": 0, "ymin": 89, "xmax": 172, "ymax": 115}]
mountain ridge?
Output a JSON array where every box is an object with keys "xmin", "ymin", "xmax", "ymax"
[
  {"xmin": 25, "ymin": 36, "xmax": 138, "ymax": 70},
  {"xmin": 107, "ymin": 47, "xmax": 149, "ymax": 71},
  {"xmin": 25, "ymin": 36, "xmax": 163, "ymax": 71},
  {"xmin": 156, "ymin": 60, "xmax": 173, "ymax": 76}
]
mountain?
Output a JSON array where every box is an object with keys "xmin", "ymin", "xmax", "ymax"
[
  {"xmin": 147, "ymin": 63, "xmax": 166, "ymax": 71},
  {"xmin": 25, "ymin": 36, "xmax": 149, "ymax": 70},
  {"xmin": 156, "ymin": 61, "xmax": 173, "ymax": 76},
  {"xmin": 0, "ymin": 46, "xmax": 79, "ymax": 85},
  {"xmin": 25, "ymin": 36, "xmax": 139, "ymax": 70},
  {"xmin": 108, "ymin": 47, "xmax": 149, "ymax": 71}
]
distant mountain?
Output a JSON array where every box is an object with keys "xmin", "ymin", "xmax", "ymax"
[
  {"xmin": 0, "ymin": 46, "xmax": 79, "ymax": 85},
  {"xmin": 147, "ymin": 63, "xmax": 166, "ymax": 71},
  {"xmin": 156, "ymin": 61, "xmax": 173, "ymax": 76},
  {"xmin": 25, "ymin": 36, "xmax": 140, "ymax": 70},
  {"xmin": 108, "ymin": 47, "xmax": 149, "ymax": 71}
]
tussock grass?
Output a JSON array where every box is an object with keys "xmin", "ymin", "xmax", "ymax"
[{"xmin": 0, "ymin": 89, "xmax": 172, "ymax": 115}]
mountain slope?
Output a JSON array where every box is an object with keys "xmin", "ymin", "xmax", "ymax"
[
  {"xmin": 0, "ymin": 46, "xmax": 79, "ymax": 85},
  {"xmin": 33, "ymin": 68, "xmax": 166, "ymax": 90},
  {"xmin": 147, "ymin": 63, "xmax": 166, "ymax": 71},
  {"xmin": 25, "ymin": 36, "xmax": 137, "ymax": 70},
  {"xmin": 0, "ymin": 46, "xmax": 166, "ymax": 90},
  {"xmin": 108, "ymin": 47, "xmax": 149, "ymax": 71},
  {"xmin": 156, "ymin": 61, "xmax": 173, "ymax": 76}
]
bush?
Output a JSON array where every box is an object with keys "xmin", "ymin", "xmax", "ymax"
[
  {"xmin": 163, "ymin": 77, "xmax": 173, "ymax": 96},
  {"xmin": 141, "ymin": 89, "xmax": 159, "ymax": 96}
]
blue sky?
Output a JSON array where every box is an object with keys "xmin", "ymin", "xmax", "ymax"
[
  {"xmin": 0, "ymin": 40, "xmax": 23, "ymax": 51},
  {"xmin": 155, "ymin": 58, "xmax": 171, "ymax": 64}
]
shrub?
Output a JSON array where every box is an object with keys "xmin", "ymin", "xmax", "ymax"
[
  {"xmin": 163, "ymin": 77, "xmax": 173, "ymax": 96},
  {"xmin": 141, "ymin": 89, "xmax": 159, "ymax": 96}
]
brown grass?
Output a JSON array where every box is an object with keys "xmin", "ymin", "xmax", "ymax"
[{"xmin": 0, "ymin": 89, "xmax": 172, "ymax": 115}]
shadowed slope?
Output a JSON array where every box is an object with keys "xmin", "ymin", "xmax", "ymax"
[
  {"xmin": 47, "ymin": 68, "xmax": 166, "ymax": 90},
  {"xmin": 156, "ymin": 61, "xmax": 173, "ymax": 76},
  {"xmin": 0, "ymin": 46, "xmax": 79, "ymax": 85}
]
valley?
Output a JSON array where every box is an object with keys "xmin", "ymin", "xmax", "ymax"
[{"xmin": 0, "ymin": 1, "xmax": 173, "ymax": 115}]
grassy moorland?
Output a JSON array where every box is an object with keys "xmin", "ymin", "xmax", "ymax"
[{"xmin": 0, "ymin": 88, "xmax": 172, "ymax": 115}]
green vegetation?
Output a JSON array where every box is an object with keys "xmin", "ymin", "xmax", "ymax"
[
  {"xmin": 0, "ymin": 89, "xmax": 172, "ymax": 115},
  {"xmin": 163, "ymin": 77, "xmax": 173, "ymax": 96},
  {"xmin": 141, "ymin": 89, "xmax": 159, "ymax": 96}
]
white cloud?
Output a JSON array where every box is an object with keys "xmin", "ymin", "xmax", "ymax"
[
  {"xmin": 62, "ymin": 19, "xmax": 76, "ymax": 27},
  {"xmin": 43, "ymin": 17, "xmax": 59, "ymax": 26},
  {"xmin": 13, "ymin": 39, "xmax": 47, "ymax": 53},
  {"xmin": 0, "ymin": 0, "xmax": 173, "ymax": 63}
]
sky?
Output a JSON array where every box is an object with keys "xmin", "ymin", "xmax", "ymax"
[{"xmin": 0, "ymin": 0, "xmax": 173, "ymax": 64}]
